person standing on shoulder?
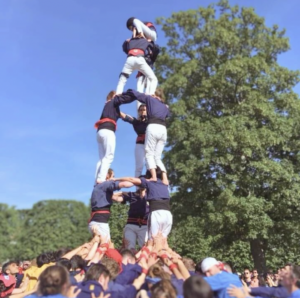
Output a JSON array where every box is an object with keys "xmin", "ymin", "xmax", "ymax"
[
  {"xmin": 89, "ymin": 169, "xmax": 134, "ymax": 241},
  {"xmin": 126, "ymin": 18, "xmax": 157, "ymax": 41},
  {"xmin": 120, "ymin": 104, "xmax": 148, "ymax": 178},
  {"xmin": 94, "ymin": 90, "xmax": 135, "ymax": 184},
  {"xmin": 123, "ymin": 89, "xmax": 170, "ymax": 181},
  {"xmin": 116, "ymin": 34, "xmax": 158, "ymax": 95},
  {"xmin": 113, "ymin": 167, "xmax": 172, "ymax": 240},
  {"xmin": 112, "ymin": 188, "xmax": 149, "ymax": 250}
]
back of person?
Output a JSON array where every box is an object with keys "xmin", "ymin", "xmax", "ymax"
[
  {"xmin": 205, "ymin": 271, "xmax": 242, "ymax": 298},
  {"xmin": 144, "ymin": 96, "xmax": 169, "ymax": 122}
]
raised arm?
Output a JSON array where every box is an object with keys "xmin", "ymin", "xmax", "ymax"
[
  {"xmin": 121, "ymin": 112, "xmax": 135, "ymax": 124},
  {"xmin": 114, "ymin": 177, "xmax": 142, "ymax": 186},
  {"xmin": 124, "ymin": 89, "xmax": 148, "ymax": 104},
  {"xmin": 161, "ymin": 172, "xmax": 169, "ymax": 186},
  {"xmin": 113, "ymin": 92, "xmax": 137, "ymax": 106}
]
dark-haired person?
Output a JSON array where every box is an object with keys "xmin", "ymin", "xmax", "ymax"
[
  {"xmin": 116, "ymin": 34, "xmax": 157, "ymax": 95},
  {"xmin": 25, "ymin": 265, "xmax": 71, "ymax": 298},
  {"xmin": 94, "ymin": 90, "xmax": 135, "ymax": 184},
  {"xmin": 89, "ymin": 169, "xmax": 134, "ymax": 241},
  {"xmin": 120, "ymin": 104, "xmax": 148, "ymax": 178},
  {"xmin": 183, "ymin": 275, "xmax": 213, "ymax": 298},
  {"xmin": 113, "ymin": 167, "xmax": 172, "ymax": 240},
  {"xmin": 76, "ymin": 263, "xmax": 145, "ymax": 298},
  {"xmin": 123, "ymin": 89, "xmax": 170, "ymax": 181},
  {"xmin": 126, "ymin": 18, "xmax": 157, "ymax": 41},
  {"xmin": 151, "ymin": 279, "xmax": 177, "ymax": 298},
  {"xmin": 112, "ymin": 188, "xmax": 149, "ymax": 250}
]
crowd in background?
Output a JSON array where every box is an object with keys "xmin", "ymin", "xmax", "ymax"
[{"xmin": 1, "ymin": 232, "xmax": 299, "ymax": 298}]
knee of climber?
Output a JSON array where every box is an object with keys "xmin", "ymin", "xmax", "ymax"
[{"xmin": 119, "ymin": 72, "xmax": 130, "ymax": 79}]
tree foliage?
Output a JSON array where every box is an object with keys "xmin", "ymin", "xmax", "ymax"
[
  {"xmin": 17, "ymin": 200, "xmax": 90, "ymax": 259},
  {"xmin": 156, "ymin": 0, "xmax": 300, "ymax": 271}
]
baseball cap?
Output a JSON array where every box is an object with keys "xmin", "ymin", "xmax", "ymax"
[{"xmin": 201, "ymin": 257, "xmax": 219, "ymax": 273}]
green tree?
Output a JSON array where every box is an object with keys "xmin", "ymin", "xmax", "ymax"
[
  {"xmin": 18, "ymin": 200, "xmax": 90, "ymax": 259},
  {"xmin": 0, "ymin": 204, "xmax": 20, "ymax": 262},
  {"xmin": 109, "ymin": 202, "xmax": 129, "ymax": 248},
  {"xmin": 156, "ymin": 0, "xmax": 300, "ymax": 271}
]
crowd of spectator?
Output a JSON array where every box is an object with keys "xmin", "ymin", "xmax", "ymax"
[{"xmin": 1, "ymin": 233, "xmax": 299, "ymax": 298}]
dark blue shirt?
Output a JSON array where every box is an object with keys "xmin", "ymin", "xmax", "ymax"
[
  {"xmin": 122, "ymin": 37, "xmax": 151, "ymax": 55},
  {"xmin": 123, "ymin": 115, "xmax": 148, "ymax": 136},
  {"xmin": 122, "ymin": 192, "xmax": 149, "ymax": 221},
  {"xmin": 98, "ymin": 94, "xmax": 136, "ymax": 132},
  {"xmin": 91, "ymin": 181, "xmax": 121, "ymax": 211},
  {"xmin": 76, "ymin": 280, "xmax": 104, "ymax": 298},
  {"xmin": 251, "ymin": 286, "xmax": 289, "ymax": 298},
  {"xmin": 139, "ymin": 178, "xmax": 170, "ymax": 201},
  {"xmin": 124, "ymin": 90, "xmax": 170, "ymax": 123},
  {"xmin": 115, "ymin": 264, "xmax": 142, "ymax": 285}
]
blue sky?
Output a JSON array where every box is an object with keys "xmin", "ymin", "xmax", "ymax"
[{"xmin": 0, "ymin": 0, "xmax": 299, "ymax": 209}]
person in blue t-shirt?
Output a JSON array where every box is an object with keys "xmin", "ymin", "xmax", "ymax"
[
  {"xmin": 201, "ymin": 257, "xmax": 242, "ymax": 298},
  {"xmin": 281, "ymin": 265, "xmax": 300, "ymax": 298}
]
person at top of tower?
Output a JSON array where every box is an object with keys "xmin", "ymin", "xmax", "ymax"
[{"xmin": 116, "ymin": 34, "xmax": 158, "ymax": 95}]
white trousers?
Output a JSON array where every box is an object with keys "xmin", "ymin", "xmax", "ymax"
[
  {"xmin": 89, "ymin": 221, "xmax": 111, "ymax": 240},
  {"xmin": 95, "ymin": 129, "xmax": 116, "ymax": 182},
  {"xmin": 135, "ymin": 143, "xmax": 146, "ymax": 178},
  {"xmin": 145, "ymin": 124, "xmax": 167, "ymax": 172},
  {"xmin": 136, "ymin": 75, "xmax": 151, "ymax": 112},
  {"xmin": 116, "ymin": 56, "xmax": 157, "ymax": 95},
  {"xmin": 123, "ymin": 224, "xmax": 148, "ymax": 249},
  {"xmin": 133, "ymin": 19, "xmax": 157, "ymax": 42},
  {"xmin": 148, "ymin": 210, "xmax": 172, "ymax": 239}
]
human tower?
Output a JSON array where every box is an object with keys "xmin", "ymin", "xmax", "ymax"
[{"xmin": 89, "ymin": 17, "xmax": 172, "ymax": 251}]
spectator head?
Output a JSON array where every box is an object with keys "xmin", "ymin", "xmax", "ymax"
[
  {"xmin": 70, "ymin": 255, "xmax": 86, "ymax": 271},
  {"xmin": 22, "ymin": 260, "xmax": 31, "ymax": 270},
  {"xmin": 120, "ymin": 249, "xmax": 135, "ymax": 265},
  {"xmin": 38, "ymin": 265, "xmax": 70, "ymax": 296},
  {"xmin": 252, "ymin": 269, "xmax": 258, "ymax": 277},
  {"xmin": 37, "ymin": 253, "xmax": 52, "ymax": 268},
  {"xmin": 84, "ymin": 264, "xmax": 110, "ymax": 291},
  {"xmin": 148, "ymin": 264, "xmax": 171, "ymax": 281},
  {"xmin": 100, "ymin": 256, "xmax": 120, "ymax": 280},
  {"xmin": 183, "ymin": 275, "xmax": 213, "ymax": 298},
  {"xmin": 243, "ymin": 268, "xmax": 251, "ymax": 281},
  {"xmin": 282, "ymin": 265, "xmax": 300, "ymax": 291},
  {"xmin": 56, "ymin": 259, "xmax": 72, "ymax": 271},
  {"xmin": 182, "ymin": 258, "xmax": 196, "ymax": 272},
  {"xmin": 151, "ymin": 279, "xmax": 177, "ymax": 298},
  {"xmin": 55, "ymin": 248, "xmax": 71, "ymax": 261},
  {"xmin": 2, "ymin": 261, "xmax": 19, "ymax": 276},
  {"xmin": 106, "ymin": 91, "xmax": 116, "ymax": 102},
  {"xmin": 201, "ymin": 258, "xmax": 221, "ymax": 277},
  {"xmin": 106, "ymin": 169, "xmax": 114, "ymax": 180}
]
